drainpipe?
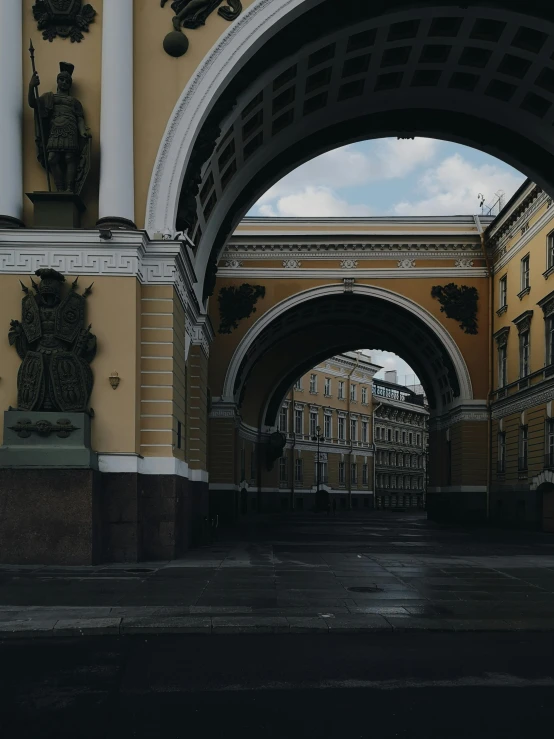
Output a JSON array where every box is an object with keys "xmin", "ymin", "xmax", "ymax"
[
  {"xmin": 475, "ymin": 214, "xmax": 493, "ymax": 523},
  {"xmin": 347, "ymin": 353, "xmax": 360, "ymax": 509},
  {"xmin": 372, "ymin": 402, "xmax": 383, "ymax": 510}
]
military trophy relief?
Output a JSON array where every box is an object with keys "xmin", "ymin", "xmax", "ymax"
[
  {"xmin": 32, "ymin": 1, "xmax": 97, "ymax": 43},
  {"xmin": 161, "ymin": 0, "xmax": 243, "ymax": 57},
  {"xmin": 0, "ymin": 270, "xmax": 98, "ymax": 469},
  {"xmin": 27, "ymin": 42, "xmax": 92, "ymax": 228}
]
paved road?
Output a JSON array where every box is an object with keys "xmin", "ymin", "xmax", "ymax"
[
  {"xmin": 2, "ymin": 512, "xmax": 554, "ymax": 624},
  {"xmin": 2, "ymin": 632, "xmax": 554, "ymax": 738}
]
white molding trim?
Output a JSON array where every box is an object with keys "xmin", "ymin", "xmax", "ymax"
[
  {"xmin": 146, "ymin": 0, "xmax": 315, "ymax": 235},
  {"xmin": 0, "ymin": 230, "xmax": 198, "ymax": 315},
  {"xmin": 221, "ymin": 284, "xmax": 474, "ymax": 406},
  {"xmin": 491, "ymin": 382, "xmax": 554, "ymax": 419},
  {"xmin": 98, "ymin": 454, "xmax": 209, "ymax": 482},
  {"xmin": 493, "ymin": 194, "xmax": 553, "ymax": 274},
  {"xmin": 530, "ymin": 469, "xmax": 554, "ymax": 491},
  {"xmin": 216, "ymin": 267, "xmax": 488, "ymax": 279},
  {"xmin": 430, "ymin": 402, "xmax": 489, "ymax": 431}
]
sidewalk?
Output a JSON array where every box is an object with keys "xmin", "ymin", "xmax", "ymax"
[{"xmin": 2, "ymin": 512, "xmax": 554, "ymax": 637}]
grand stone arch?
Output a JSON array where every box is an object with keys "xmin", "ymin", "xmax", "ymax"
[
  {"xmin": 221, "ymin": 284, "xmax": 474, "ymax": 419},
  {"xmin": 148, "ymin": 0, "xmax": 554, "ymax": 300}
]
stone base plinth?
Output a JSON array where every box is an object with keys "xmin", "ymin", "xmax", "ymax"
[
  {"xmin": 0, "ymin": 411, "xmax": 97, "ymax": 469},
  {"xmin": 26, "ymin": 191, "xmax": 86, "ymax": 229},
  {"xmin": 0, "ymin": 468, "xmax": 101, "ymax": 565}
]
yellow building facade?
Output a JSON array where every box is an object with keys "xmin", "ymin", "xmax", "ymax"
[{"xmin": 3, "ymin": 2, "xmax": 554, "ymax": 563}]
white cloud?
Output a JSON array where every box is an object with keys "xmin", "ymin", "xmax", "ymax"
[
  {"xmin": 258, "ymin": 138, "xmax": 439, "ymax": 205},
  {"xmin": 259, "ymin": 186, "xmax": 373, "ymax": 217},
  {"xmin": 392, "ymin": 153, "xmax": 524, "ymax": 216}
]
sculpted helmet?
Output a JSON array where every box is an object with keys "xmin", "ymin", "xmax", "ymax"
[{"xmin": 34, "ymin": 268, "xmax": 65, "ymax": 307}]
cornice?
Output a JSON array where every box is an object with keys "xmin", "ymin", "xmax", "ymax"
[
  {"xmin": 487, "ymin": 185, "xmax": 543, "ymax": 247},
  {"xmin": 491, "ymin": 381, "xmax": 554, "ymax": 420},
  {"xmin": 224, "ymin": 244, "xmax": 482, "ymax": 259},
  {"xmin": 0, "ymin": 230, "xmax": 198, "ymax": 314},
  {"xmin": 491, "ymin": 194, "xmax": 553, "ymax": 274},
  {"xmin": 429, "ymin": 404, "xmax": 489, "ymax": 431},
  {"xmin": 216, "ymin": 267, "xmax": 487, "ymax": 279}
]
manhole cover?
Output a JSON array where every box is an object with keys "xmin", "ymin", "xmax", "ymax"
[
  {"xmin": 125, "ymin": 568, "xmax": 155, "ymax": 574},
  {"xmin": 348, "ymin": 586, "xmax": 383, "ymax": 593}
]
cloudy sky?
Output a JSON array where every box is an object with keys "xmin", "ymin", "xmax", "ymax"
[
  {"xmin": 249, "ymin": 137, "xmax": 527, "ymax": 381},
  {"xmin": 249, "ymin": 137, "xmax": 525, "ymax": 219}
]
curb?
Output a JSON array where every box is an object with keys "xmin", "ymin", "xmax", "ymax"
[{"xmin": 3, "ymin": 615, "xmax": 554, "ymax": 638}]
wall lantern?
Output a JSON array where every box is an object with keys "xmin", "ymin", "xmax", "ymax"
[{"xmin": 109, "ymin": 372, "xmax": 121, "ymax": 390}]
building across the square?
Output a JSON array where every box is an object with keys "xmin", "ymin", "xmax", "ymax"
[{"xmin": 248, "ymin": 354, "xmax": 429, "ymax": 513}]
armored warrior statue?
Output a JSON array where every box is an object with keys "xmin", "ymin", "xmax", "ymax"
[
  {"xmin": 28, "ymin": 61, "xmax": 91, "ymax": 193},
  {"xmin": 8, "ymin": 269, "xmax": 96, "ymax": 413}
]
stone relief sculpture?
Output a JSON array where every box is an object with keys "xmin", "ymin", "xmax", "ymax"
[
  {"xmin": 28, "ymin": 58, "xmax": 91, "ymax": 194},
  {"xmin": 9, "ymin": 270, "xmax": 97, "ymax": 413},
  {"xmin": 431, "ymin": 283, "xmax": 479, "ymax": 335},
  {"xmin": 161, "ymin": 0, "xmax": 242, "ymax": 56},
  {"xmin": 32, "ymin": 1, "xmax": 97, "ymax": 43}
]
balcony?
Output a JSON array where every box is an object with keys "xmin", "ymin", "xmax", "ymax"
[{"xmin": 491, "ymin": 364, "xmax": 554, "ymax": 404}]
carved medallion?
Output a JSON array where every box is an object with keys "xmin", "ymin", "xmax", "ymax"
[{"xmin": 32, "ymin": 1, "xmax": 97, "ymax": 43}]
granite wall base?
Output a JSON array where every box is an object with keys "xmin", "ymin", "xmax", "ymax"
[
  {"xmin": 426, "ymin": 490, "xmax": 488, "ymax": 524},
  {"xmin": 0, "ymin": 468, "xmax": 101, "ymax": 565}
]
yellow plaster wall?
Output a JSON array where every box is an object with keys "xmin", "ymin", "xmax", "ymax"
[
  {"xmin": 208, "ymin": 275, "xmax": 490, "ymax": 401},
  {"xmin": 0, "ymin": 273, "xmax": 141, "ymax": 453}
]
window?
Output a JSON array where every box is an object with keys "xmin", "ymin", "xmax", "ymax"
[
  {"xmin": 398, "ymin": 476, "xmax": 403, "ymax": 489},
  {"xmin": 361, "ymin": 421, "xmax": 369, "ymax": 443},
  {"xmin": 361, "ymin": 387, "xmax": 368, "ymax": 404},
  {"xmin": 521, "ymin": 255, "xmax": 530, "ymax": 292},
  {"xmin": 547, "ymin": 419, "xmax": 554, "ymax": 467},
  {"xmin": 519, "ymin": 426, "xmax": 528, "ymax": 470},
  {"xmin": 351, "ymin": 463, "xmax": 358, "ymax": 484},
  {"xmin": 338, "ymin": 381, "xmax": 345, "ymax": 400},
  {"xmin": 362, "ymin": 463, "xmax": 368, "ymax": 485},
  {"xmin": 309, "ymin": 374, "xmax": 317, "ymax": 393},
  {"xmin": 279, "ymin": 457, "xmax": 288, "ymax": 482},
  {"xmin": 419, "ymin": 477, "xmax": 423, "ymax": 490},
  {"xmin": 350, "ymin": 384, "xmax": 357, "ymax": 402},
  {"xmin": 338, "ymin": 416, "xmax": 346, "ymax": 440},
  {"xmin": 498, "ymin": 343, "xmax": 508, "ymax": 387},
  {"xmin": 404, "ymin": 453, "xmax": 410, "ymax": 467},
  {"xmin": 548, "ymin": 232, "xmax": 554, "ymax": 270},
  {"xmin": 519, "ymin": 330, "xmax": 530, "ymax": 378},
  {"xmin": 279, "ymin": 406, "xmax": 288, "ymax": 433},
  {"xmin": 409, "ymin": 432, "xmax": 413, "ymax": 445},
  {"xmin": 294, "ymin": 377, "xmax": 302, "ymax": 391},
  {"xmin": 310, "ymin": 410, "xmax": 318, "ymax": 437},
  {"xmin": 497, "ymin": 432, "xmax": 506, "ymax": 473},
  {"xmin": 547, "ymin": 315, "xmax": 554, "ymax": 367},
  {"xmin": 294, "ymin": 457, "xmax": 303, "ymax": 482},
  {"xmin": 395, "ymin": 430, "xmax": 399, "ymax": 442},
  {"xmin": 324, "ymin": 413, "xmax": 332, "ymax": 439},
  {"xmin": 324, "ymin": 378, "xmax": 331, "ymax": 396},
  {"xmin": 402, "ymin": 431, "xmax": 406, "ymax": 444},
  {"xmin": 499, "ymin": 275, "xmax": 507, "ymax": 309},
  {"xmin": 350, "ymin": 418, "xmax": 357, "ymax": 441},
  {"xmin": 391, "ymin": 475, "xmax": 396, "ymax": 489},
  {"xmin": 317, "ymin": 460, "xmax": 328, "ymax": 483},
  {"xmin": 338, "ymin": 461, "xmax": 345, "ymax": 484},
  {"xmin": 387, "ymin": 428, "xmax": 392, "ymax": 442},
  {"xmin": 416, "ymin": 433, "xmax": 421, "ymax": 446},
  {"xmin": 294, "ymin": 408, "xmax": 303, "ymax": 435}
]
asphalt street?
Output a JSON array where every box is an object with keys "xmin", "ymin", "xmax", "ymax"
[{"xmin": 2, "ymin": 632, "xmax": 554, "ymax": 738}]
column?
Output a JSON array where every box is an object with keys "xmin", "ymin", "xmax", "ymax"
[
  {"xmin": 98, "ymin": 0, "xmax": 135, "ymax": 229},
  {"xmin": 0, "ymin": 1, "xmax": 23, "ymax": 227}
]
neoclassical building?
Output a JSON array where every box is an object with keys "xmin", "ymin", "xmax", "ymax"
[{"xmin": 3, "ymin": 2, "xmax": 554, "ymax": 564}]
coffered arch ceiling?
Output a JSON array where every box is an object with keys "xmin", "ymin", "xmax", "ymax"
[
  {"xmin": 159, "ymin": 0, "xmax": 554, "ymax": 300},
  {"xmin": 228, "ymin": 291, "xmax": 467, "ymax": 428}
]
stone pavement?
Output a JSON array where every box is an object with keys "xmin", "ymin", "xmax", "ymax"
[{"xmin": 2, "ymin": 512, "xmax": 554, "ymax": 637}]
